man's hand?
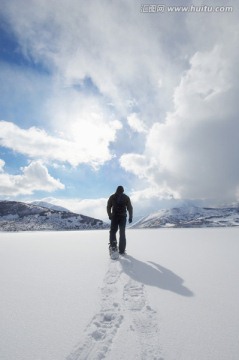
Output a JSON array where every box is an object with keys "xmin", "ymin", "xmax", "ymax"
[{"xmin": 129, "ymin": 218, "xmax": 132, "ymax": 224}]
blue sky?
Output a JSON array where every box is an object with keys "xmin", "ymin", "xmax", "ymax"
[{"xmin": 0, "ymin": 0, "xmax": 238, "ymax": 220}]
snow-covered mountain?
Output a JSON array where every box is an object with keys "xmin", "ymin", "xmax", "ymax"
[
  {"xmin": 133, "ymin": 205, "xmax": 239, "ymax": 228},
  {"xmin": 2, "ymin": 200, "xmax": 239, "ymax": 231},
  {"xmin": 0, "ymin": 200, "xmax": 109, "ymax": 231},
  {"xmin": 31, "ymin": 200, "xmax": 70, "ymax": 212}
]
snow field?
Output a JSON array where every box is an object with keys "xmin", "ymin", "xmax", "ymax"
[
  {"xmin": 0, "ymin": 228, "xmax": 239, "ymax": 360},
  {"xmin": 68, "ymin": 255, "xmax": 162, "ymax": 360}
]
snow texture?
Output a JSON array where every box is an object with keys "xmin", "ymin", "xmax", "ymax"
[
  {"xmin": 0, "ymin": 228, "xmax": 239, "ymax": 360},
  {"xmin": 67, "ymin": 255, "xmax": 162, "ymax": 360}
]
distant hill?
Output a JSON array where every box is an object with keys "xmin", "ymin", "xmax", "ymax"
[
  {"xmin": 132, "ymin": 205, "xmax": 239, "ymax": 228},
  {"xmin": 31, "ymin": 200, "xmax": 70, "ymax": 213},
  {"xmin": 0, "ymin": 200, "xmax": 109, "ymax": 231}
]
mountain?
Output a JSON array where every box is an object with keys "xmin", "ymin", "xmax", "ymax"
[
  {"xmin": 2, "ymin": 201, "xmax": 239, "ymax": 231},
  {"xmin": 0, "ymin": 200, "xmax": 109, "ymax": 231},
  {"xmin": 132, "ymin": 205, "xmax": 239, "ymax": 228},
  {"xmin": 31, "ymin": 200, "xmax": 70, "ymax": 212}
]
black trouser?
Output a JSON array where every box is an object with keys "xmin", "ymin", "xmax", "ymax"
[{"xmin": 109, "ymin": 215, "xmax": 127, "ymax": 253}]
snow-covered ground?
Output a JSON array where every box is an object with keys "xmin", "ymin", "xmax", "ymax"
[{"xmin": 1, "ymin": 228, "xmax": 239, "ymax": 360}]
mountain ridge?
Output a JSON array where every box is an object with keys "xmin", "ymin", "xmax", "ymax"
[
  {"xmin": 30, "ymin": 200, "xmax": 70, "ymax": 212},
  {"xmin": 0, "ymin": 200, "xmax": 109, "ymax": 231},
  {"xmin": 132, "ymin": 204, "xmax": 239, "ymax": 228},
  {"xmin": 1, "ymin": 200, "xmax": 239, "ymax": 231}
]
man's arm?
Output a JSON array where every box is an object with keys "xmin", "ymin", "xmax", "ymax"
[
  {"xmin": 107, "ymin": 195, "xmax": 113, "ymax": 219},
  {"xmin": 126, "ymin": 197, "xmax": 133, "ymax": 221}
]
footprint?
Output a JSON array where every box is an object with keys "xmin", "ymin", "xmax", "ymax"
[
  {"xmin": 123, "ymin": 281, "xmax": 146, "ymax": 311},
  {"xmin": 67, "ymin": 259, "xmax": 124, "ymax": 360},
  {"xmin": 122, "ymin": 277, "xmax": 162, "ymax": 359},
  {"xmin": 104, "ymin": 261, "xmax": 122, "ymax": 285}
]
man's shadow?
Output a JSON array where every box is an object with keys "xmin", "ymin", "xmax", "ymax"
[{"xmin": 120, "ymin": 255, "xmax": 194, "ymax": 297}]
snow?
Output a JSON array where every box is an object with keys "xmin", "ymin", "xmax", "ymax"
[
  {"xmin": 31, "ymin": 201, "xmax": 70, "ymax": 212},
  {"xmin": 0, "ymin": 228, "xmax": 239, "ymax": 360}
]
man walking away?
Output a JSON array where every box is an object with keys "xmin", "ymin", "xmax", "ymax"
[{"xmin": 107, "ymin": 186, "xmax": 133, "ymax": 255}]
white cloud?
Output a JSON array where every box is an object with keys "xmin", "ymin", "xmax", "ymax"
[
  {"xmin": 0, "ymin": 0, "xmax": 198, "ymax": 172},
  {"xmin": 127, "ymin": 113, "xmax": 147, "ymax": 133},
  {"xmin": 0, "ymin": 118, "xmax": 121, "ymax": 168},
  {"xmin": 120, "ymin": 153, "xmax": 153, "ymax": 181},
  {"xmin": 0, "ymin": 161, "xmax": 64, "ymax": 196},
  {"xmin": 38, "ymin": 197, "xmax": 108, "ymax": 221},
  {"xmin": 1, "ymin": 0, "xmax": 239, "ymax": 206},
  {"xmin": 0, "ymin": 159, "xmax": 5, "ymax": 172},
  {"xmin": 45, "ymin": 89, "xmax": 122, "ymax": 167},
  {"xmin": 0, "ymin": 65, "xmax": 122, "ymax": 168},
  {"xmin": 121, "ymin": 42, "xmax": 239, "ymax": 202},
  {"xmin": 173, "ymin": 46, "xmax": 231, "ymax": 119},
  {"xmin": 1, "ymin": 0, "xmax": 184, "ymax": 123}
]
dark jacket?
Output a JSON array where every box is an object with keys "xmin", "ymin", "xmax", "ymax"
[{"xmin": 107, "ymin": 192, "xmax": 133, "ymax": 219}]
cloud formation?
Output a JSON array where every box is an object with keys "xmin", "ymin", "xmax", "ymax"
[
  {"xmin": 0, "ymin": 118, "xmax": 121, "ymax": 168},
  {"xmin": 0, "ymin": 159, "xmax": 5, "ymax": 172},
  {"xmin": 1, "ymin": 0, "xmax": 238, "ymax": 208},
  {"xmin": 0, "ymin": 160, "xmax": 64, "ymax": 196},
  {"xmin": 121, "ymin": 42, "xmax": 239, "ymax": 202},
  {"xmin": 127, "ymin": 113, "xmax": 148, "ymax": 134},
  {"xmin": 1, "ymin": 0, "xmax": 182, "ymax": 120}
]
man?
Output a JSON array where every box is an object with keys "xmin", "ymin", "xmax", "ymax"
[{"xmin": 107, "ymin": 185, "xmax": 133, "ymax": 255}]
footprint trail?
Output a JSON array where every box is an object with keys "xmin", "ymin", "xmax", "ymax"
[{"xmin": 67, "ymin": 256, "xmax": 163, "ymax": 360}]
